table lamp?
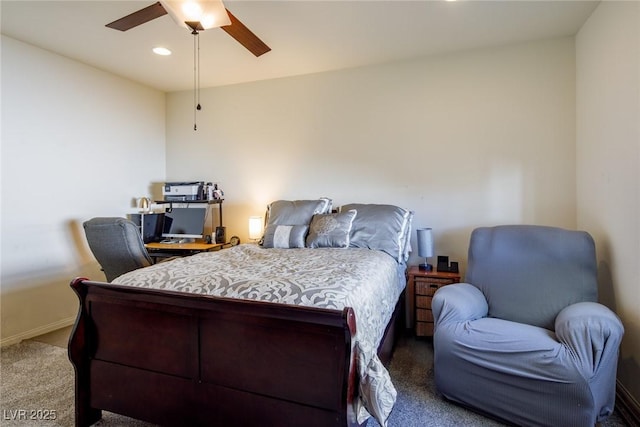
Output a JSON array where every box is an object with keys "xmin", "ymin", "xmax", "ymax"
[
  {"xmin": 138, "ymin": 197, "xmax": 150, "ymax": 213},
  {"xmin": 249, "ymin": 216, "xmax": 263, "ymax": 242},
  {"xmin": 417, "ymin": 228, "xmax": 434, "ymax": 271}
]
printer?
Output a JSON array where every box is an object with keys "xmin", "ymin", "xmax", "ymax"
[{"xmin": 162, "ymin": 182, "xmax": 205, "ymax": 201}]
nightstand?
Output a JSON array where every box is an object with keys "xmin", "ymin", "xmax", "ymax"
[{"xmin": 406, "ymin": 266, "xmax": 461, "ymax": 337}]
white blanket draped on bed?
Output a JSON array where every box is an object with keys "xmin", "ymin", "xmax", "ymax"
[{"xmin": 113, "ymin": 244, "xmax": 403, "ymax": 426}]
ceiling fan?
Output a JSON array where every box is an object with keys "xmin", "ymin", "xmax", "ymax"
[{"xmin": 106, "ymin": 0, "xmax": 271, "ymax": 57}]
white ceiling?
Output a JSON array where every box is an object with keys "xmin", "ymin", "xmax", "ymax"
[{"xmin": 1, "ymin": 0, "xmax": 599, "ymax": 92}]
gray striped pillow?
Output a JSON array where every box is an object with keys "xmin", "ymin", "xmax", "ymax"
[{"xmin": 262, "ymin": 224, "xmax": 309, "ymax": 248}]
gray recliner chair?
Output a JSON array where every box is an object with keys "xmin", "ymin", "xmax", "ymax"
[
  {"xmin": 432, "ymin": 225, "xmax": 624, "ymax": 427},
  {"xmin": 83, "ymin": 217, "xmax": 153, "ymax": 282}
]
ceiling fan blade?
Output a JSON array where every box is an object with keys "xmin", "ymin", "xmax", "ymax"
[
  {"xmin": 106, "ymin": 2, "xmax": 168, "ymax": 31},
  {"xmin": 221, "ymin": 9, "xmax": 271, "ymax": 57}
]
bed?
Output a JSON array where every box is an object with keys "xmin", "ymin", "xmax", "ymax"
[{"xmin": 68, "ymin": 200, "xmax": 413, "ymax": 427}]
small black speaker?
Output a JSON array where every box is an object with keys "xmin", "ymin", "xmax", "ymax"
[
  {"xmin": 449, "ymin": 261, "xmax": 459, "ymax": 274},
  {"xmin": 437, "ymin": 256, "xmax": 450, "ymax": 272},
  {"xmin": 215, "ymin": 226, "xmax": 226, "ymax": 244}
]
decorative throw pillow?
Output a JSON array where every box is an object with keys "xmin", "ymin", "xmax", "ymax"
[
  {"xmin": 340, "ymin": 204, "xmax": 413, "ymax": 263},
  {"xmin": 265, "ymin": 198, "xmax": 332, "ymax": 227},
  {"xmin": 306, "ymin": 210, "xmax": 357, "ymax": 248},
  {"xmin": 262, "ymin": 224, "xmax": 309, "ymax": 248}
]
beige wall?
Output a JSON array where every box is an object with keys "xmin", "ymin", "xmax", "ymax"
[
  {"xmin": 166, "ymin": 37, "xmax": 577, "ymax": 267},
  {"xmin": 576, "ymin": 1, "xmax": 640, "ymax": 401},
  {"xmin": 0, "ymin": 36, "xmax": 167, "ymax": 345}
]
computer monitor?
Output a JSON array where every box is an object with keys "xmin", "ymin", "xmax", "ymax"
[
  {"xmin": 162, "ymin": 207, "xmax": 207, "ymax": 240},
  {"xmin": 129, "ymin": 212, "xmax": 165, "ymax": 243}
]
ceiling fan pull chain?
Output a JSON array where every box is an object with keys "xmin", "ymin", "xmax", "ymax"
[
  {"xmin": 193, "ymin": 31, "xmax": 196, "ymax": 130},
  {"xmin": 193, "ymin": 30, "xmax": 200, "ymax": 131},
  {"xmin": 197, "ymin": 31, "xmax": 201, "ymax": 112}
]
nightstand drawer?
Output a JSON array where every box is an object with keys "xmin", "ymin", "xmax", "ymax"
[
  {"xmin": 416, "ymin": 295, "xmax": 432, "ymax": 309},
  {"xmin": 415, "ymin": 281, "xmax": 441, "ymax": 296},
  {"xmin": 416, "ymin": 277, "xmax": 455, "ymax": 286},
  {"xmin": 416, "ymin": 308, "xmax": 434, "ymax": 322}
]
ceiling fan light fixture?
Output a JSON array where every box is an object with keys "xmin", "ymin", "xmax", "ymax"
[
  {"xmin": 152, "ymin": 47, "xmax": 172, "ymax": 56},
  {"xmin": 161, "ymin": 0, "xmax": 231, "ymax": 31}
]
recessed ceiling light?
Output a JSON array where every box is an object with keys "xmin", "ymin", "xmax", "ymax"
[{"xmin": 152, "ymin": 47, "xmax": 172, "ymax": 56}]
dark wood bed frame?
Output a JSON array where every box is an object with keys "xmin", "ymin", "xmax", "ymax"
[{"xmin": 68, "ymin": 277, "xmax": 404, "ymax": 427}]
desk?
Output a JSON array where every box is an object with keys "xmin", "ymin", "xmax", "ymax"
[{"xmin": 145, "ymin": 242, "xmax": 223, "ymax": 259}]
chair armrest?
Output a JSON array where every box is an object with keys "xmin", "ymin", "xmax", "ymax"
[
  {"xmin": 555, "ymin": 302, "xmax": 624, "ymax": 376},
  {"xmin": 432, "ymin": 283, "xmax": 488, "ymax": 326}
]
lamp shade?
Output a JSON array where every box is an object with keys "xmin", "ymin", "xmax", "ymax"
[
  {"xmin": 248, "ymin": 216, "xmax": 263, "ymax": 240},
  {"xmin": 417, "ymin": 228, "xmax": 434, "ymax": 258},
  {"xmin": 161, "ymin": 0, "xmax": 231, "ymax": 30}
]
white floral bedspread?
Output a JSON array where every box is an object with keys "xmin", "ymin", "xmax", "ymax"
[{"xmin": 113, "ymin": 244, "xmax": 403, "ymax": 426}]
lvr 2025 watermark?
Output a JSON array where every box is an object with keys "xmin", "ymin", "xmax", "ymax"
[{"xmin": 2, "ymin": 409, "xmax": 57, "ymax": 421}]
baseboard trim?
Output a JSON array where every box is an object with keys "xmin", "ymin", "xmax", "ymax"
[
  {"xmin": 616, "ymin": 379, "xmax": 640, "ymax": 427},
  {"xmin": 0, "ymin": 316, "xmax": 76, "ymax": 348}
]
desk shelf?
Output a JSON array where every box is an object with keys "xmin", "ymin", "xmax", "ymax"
[
  {"xmin": 154, "ymin": 199, "xmax": 223, "ymax": 205},
  {"xmin": 145, "ymin": 241, "xmax": 223, "ymax": 261}
]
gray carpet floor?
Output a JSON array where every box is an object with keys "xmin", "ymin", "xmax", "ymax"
[
  {"xmin": 0, "ymin": 334, "xmax": 628, "ymax": 426},
  {"xmin": 365, "ymin": 334, "xmax": 506, "ymax": 427}
]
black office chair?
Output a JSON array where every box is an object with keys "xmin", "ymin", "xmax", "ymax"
[{"xmin": 83, "ymin": 217, "xmax": 154, "ymax": 282}]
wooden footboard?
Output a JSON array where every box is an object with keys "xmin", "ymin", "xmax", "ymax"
[{"xmin": 68, "ymin": 278, "xmax": 363, "ymax": 427}]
